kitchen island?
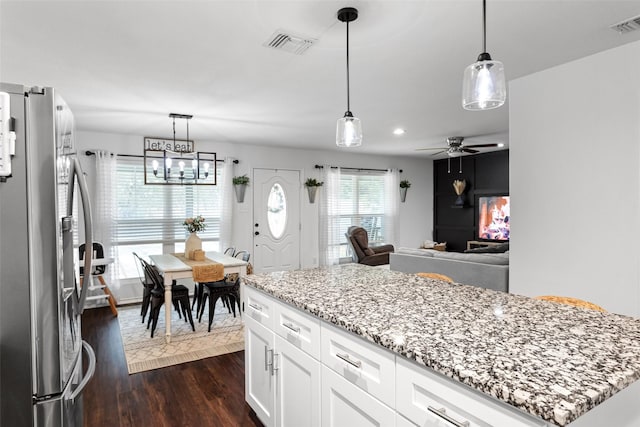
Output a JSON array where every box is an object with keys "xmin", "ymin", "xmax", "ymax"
[{"xmin": 242, "ymin": 264, "xmax": 640, "ymax": 427}]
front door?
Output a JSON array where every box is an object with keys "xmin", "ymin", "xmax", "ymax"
[{"xmin": 253, "ymin": 169, "xmax": 300, "ymax": 273}]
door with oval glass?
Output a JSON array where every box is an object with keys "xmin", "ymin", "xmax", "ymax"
[{"xmin": 253, "ymin": 169, "xmax": 301, "ymax": 273}]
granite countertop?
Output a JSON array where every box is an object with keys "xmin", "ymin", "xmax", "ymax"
[{"xmin": 242, "ymin": 264, "xmax": 640, "ymax": 426}]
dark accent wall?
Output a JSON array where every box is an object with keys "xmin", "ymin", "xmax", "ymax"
[{"xmin": 433, "ymin": 150, "xmax": 509, "ymax": 252}]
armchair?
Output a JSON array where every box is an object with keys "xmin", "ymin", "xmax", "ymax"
[{"xmin": 345, "ymin": 226, "xmax": 395, "ymax": 266}]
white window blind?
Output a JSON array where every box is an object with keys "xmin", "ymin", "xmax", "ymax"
[
  {"xmin": 338, "ymin": 172, "xmax": 387, "ymax": 245},
  {"xmin": 114, "ymin": 157, "xmax": 224, "ymax": 246}
]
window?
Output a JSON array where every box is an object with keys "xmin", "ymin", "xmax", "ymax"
[
  {"xmin": 337, "ymin": 172, "xmax": 387, "ymax": 258},
  {"xmin": 113, "ymin": 157, "xmax": 224, "ymax": 279}
]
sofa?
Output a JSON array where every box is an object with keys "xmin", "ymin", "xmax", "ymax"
[{"xmin": 389, "ymin": 247, "xmax": 509, "ymax": 292}]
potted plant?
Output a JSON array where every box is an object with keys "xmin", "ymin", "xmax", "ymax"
[
  {"xmin": 182, "ymin": 215, "xmax": 206, "ymax": 258},
  {"xmin": 399, "ymin": 179, "xmax": 411, "ymax": 202},
  {"xmin": 233, "ymin": 174, "xmax": 250, "ymax": 202},
  {"xmin": 304, "ymin": 178, "xmax": 324, "ymax": 203}
]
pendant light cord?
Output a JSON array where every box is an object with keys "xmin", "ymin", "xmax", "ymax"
[
  {"xmin": 482, "ymin": 0, "xmax": 487, "ymax": 53},
  {"xmin": 346, "ymin": 20, "xmax": 351, "ymax": 112}
]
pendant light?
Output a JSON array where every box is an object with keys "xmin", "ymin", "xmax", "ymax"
[
  {"xmin": 336, "ymin": 7, "xmax": 362, "ymax": 147},
  {"xmin": 462, "ymin": 0, "xmax": 506, "ymax": 110}
]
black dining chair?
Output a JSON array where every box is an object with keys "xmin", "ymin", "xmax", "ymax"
[
  {"xmin": 197, "ymin": 276, "xmax": 241, "ymax": 332},
  {"xmin": 234, "ymin": 250, "xmax": 250, "ymax": 262},
  {"xmin": 143, "ymin": 260, "xmax": 195, "ymax": 338},
  {"xmin": 224, "ymin": 247, "xmax": 236, "ymax": 256},
  {"xmin": 132, "ymin": 252, "xmax": 156, "ymax": 323}
]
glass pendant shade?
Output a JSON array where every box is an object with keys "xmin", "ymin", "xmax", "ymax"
[
  {"xmin": 462, "ymin": 58, "xmax": 506, "ymax": 110},
  {"xmin": 336, "ymin": 112, "xmax": 362, "ymax": 147}
]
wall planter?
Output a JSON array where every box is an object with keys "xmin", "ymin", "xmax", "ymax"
[
  {"xmin": 399, "ymin": 180, "xmax": 411, "ymax": 203},
  {"xmin": 233, "ymin": 174, "xmax": 250, "ymax": 203},
  {"xmin": 304, "ymin": 178, "xmax": 323, "ymax": 204}
]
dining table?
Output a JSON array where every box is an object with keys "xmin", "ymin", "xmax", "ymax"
[{"xmin": 149, "ymin": 251, "xmax": 248, "ymax": 343}]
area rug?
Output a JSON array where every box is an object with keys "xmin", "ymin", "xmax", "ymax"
[{"xmin": 117, "ymin": 301, "xmax": 244, "ymax": 374}]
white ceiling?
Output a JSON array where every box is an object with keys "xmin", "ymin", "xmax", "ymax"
[{"xmin": 2, "ymin": 1, "xmax": 639, "ymax": 157}]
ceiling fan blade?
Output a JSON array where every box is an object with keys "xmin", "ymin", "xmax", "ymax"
[
  {"xmin": 415, "ymin": 147, "xmax": 448, "ymax": 151},
  {"xmin": 429, "ymin": 150, "xmax": 447, "ymax": 156},
  {"xmin": 463, "ymin": 143, "xmax": 500, "ymax": 148},
  {"xmin": 462, "ymin": 148, "xmax": 479, "ymax": 154}
]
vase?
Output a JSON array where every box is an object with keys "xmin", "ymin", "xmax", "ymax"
[
  {"xmin": 400, "ymin": 187, "xmax": 408, "ymax": 203},
  {"xmin": 307, "ymin": 186, "xmax": 318, "ymax": 203},
  {"xmin": 234, "ymin": 184, "xmax": 246, "ymax": 203},
  {"xmin": 454, "ymin": 194, "xmax": 465, "ymax": 207},
  {"xmin": 185, "ymin": 232, "xmax": 202, "ymax": 259}
]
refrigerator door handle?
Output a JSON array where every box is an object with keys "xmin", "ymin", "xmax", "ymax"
[
  {"xmin": 69, "ymin": 341, "xmax": 96, "ymax": 402},
  {"xmin": 67, "ymin": 156, "xmax": 93, "ymax": 314}
]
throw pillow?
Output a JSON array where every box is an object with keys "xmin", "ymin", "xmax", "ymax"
[{"xmin": 464, "ymin": 243, "xmax": 509, "ymax": 254}]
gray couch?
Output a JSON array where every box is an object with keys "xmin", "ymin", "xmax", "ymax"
[{"xmin": 389, "ymin": 248, "xmax": 509, "ymax": 292}]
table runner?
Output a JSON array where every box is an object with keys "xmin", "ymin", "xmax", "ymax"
[{"xmin": 171, "ymin": 253, "xmax": 225, "ymax": 282}]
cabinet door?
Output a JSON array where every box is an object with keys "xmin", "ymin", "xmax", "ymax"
[
  {"xmin": 275, "ymin": 335, "xmax": 321, "ymax": 427},
  {"xmin": 245, "ymin": 316, "xmax": 276, "ymax": 427},
  {"xmin": 321, "ymin": 365, "xmax": 395, "ymax": 427}
]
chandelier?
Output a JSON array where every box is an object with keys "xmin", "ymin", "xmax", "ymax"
[{"xmin": 143, "ymin": 113, "xmax": 217, "ymax": 185}]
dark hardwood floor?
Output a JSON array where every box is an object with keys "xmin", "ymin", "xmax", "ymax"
[{"xmin": 82, "ymin": 306, "xmax": 263, "ymax": 427}]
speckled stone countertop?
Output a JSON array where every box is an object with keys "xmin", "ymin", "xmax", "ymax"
[{"xmin": 242, "ymin": 264, "xmax": 640, "ymax": 426}]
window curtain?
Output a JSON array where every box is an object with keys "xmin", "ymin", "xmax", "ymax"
[
  {"xmin": 318, "ymin": 165, "xmax": 342, "ymax": 266},
  {"xmin": 92, "ymin": 150, "xmax": 119, "ymax": 296},
  {"xmin": 219, "ymin": 157, "xmax": 235, "ymax": 251},
  {"xmin": 384, "ymin": 168, "xmax": 400, "ymax": 246}
]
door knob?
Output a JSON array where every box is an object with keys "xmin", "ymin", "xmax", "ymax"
[
  {"xmin": 255, "ymin": 223, "xmax": 259, "ymax": 227},
  {"xmin": 255, "ymin": 231, "xmax": 260, "ymax": 236}
]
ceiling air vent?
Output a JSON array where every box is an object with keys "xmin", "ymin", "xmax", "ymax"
[
  {"xmin": 610, "ymin": 14, "xmax": 640, "ymax": 34},
  {"xmin": 263, "ymin": 30, "xmax": 317, "ymax": 55}
]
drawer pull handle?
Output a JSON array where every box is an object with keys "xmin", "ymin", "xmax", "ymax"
[
  {"xmin": 249, "ymin": 302, "xmax": 262, "ymax": 311},
  {"xmin": 283, "ymin": 322, "xmax": 300, "ymax": 333},
  {"xmin": 427, "ymin": 406, "xmax": 470, "ymax": 427},
  {"xmin": 336, "ymin": 352, "xmax": 362, "ymax": 368}
]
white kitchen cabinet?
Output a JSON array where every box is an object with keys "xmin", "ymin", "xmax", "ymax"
[
  {"xmin": 245, "ymin": 315, "xmax": 276, "ymax": 427},
  {"xmin": 275, "ymin": 334, "xmax": 321, "ymax": 427},
  {"xmin": 395, "ymin": 414, "xmax": 417, "ymax": 427},
  {"xmin": 321, "ymin": 364, "xmax": 395, "ymax": 427},
  {"xmin": 244, "ymin": 286, "xmax": 321, "ymax": 427}
]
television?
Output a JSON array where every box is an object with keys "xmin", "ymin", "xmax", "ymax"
[{"xmin": 478, "ymin": 196, "xmax": 510, "ymax": 241}]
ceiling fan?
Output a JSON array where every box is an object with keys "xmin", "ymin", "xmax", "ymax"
[{"xmin": 416, "ymin": 136, "xmax": 504, "ymax": 157}]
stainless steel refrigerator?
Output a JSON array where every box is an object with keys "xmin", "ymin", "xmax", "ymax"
[{"xmin": 0, "ymin": 83, "xmax": 96, "ymax": 427}]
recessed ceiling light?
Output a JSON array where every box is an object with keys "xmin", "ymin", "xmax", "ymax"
[{"xmin": 393, "ymin": 128, "xmax": 405, "ymax": 135}]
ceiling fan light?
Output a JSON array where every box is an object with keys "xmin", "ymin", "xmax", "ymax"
[
  {"xmin": 462, "ymin": 58, "xmax": 506, "ymax": 110},
  {"xmin": 336, "ymin": 112, "xmax": 362, "ymax": 147}
]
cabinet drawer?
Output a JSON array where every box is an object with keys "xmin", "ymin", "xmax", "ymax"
[
  {"xmin": 244, "ymin": 285, "xmax": 275, "ymax": 330},
  {"xmin": 321, "ymin": 365, "xmax": 395, "ymax": 427},
  {"xmin": 273, "ymin": 300, "xmax": 321, "ymax": 360},
  {"xmin": 321, "ymin": 322, "xmax": 395, "ymax": 408},
  {"xmin": 396, "ymin": 357, "xmax": 546, "ymax": 427}
]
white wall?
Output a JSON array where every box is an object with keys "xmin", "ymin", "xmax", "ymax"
[
  {"xmin": 76, "ymin": 131, "xmax": 433, "ymax": 300},
  {"xmin": 509, "ymin": 40, "xmax": 640, "ymax": 316}
]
